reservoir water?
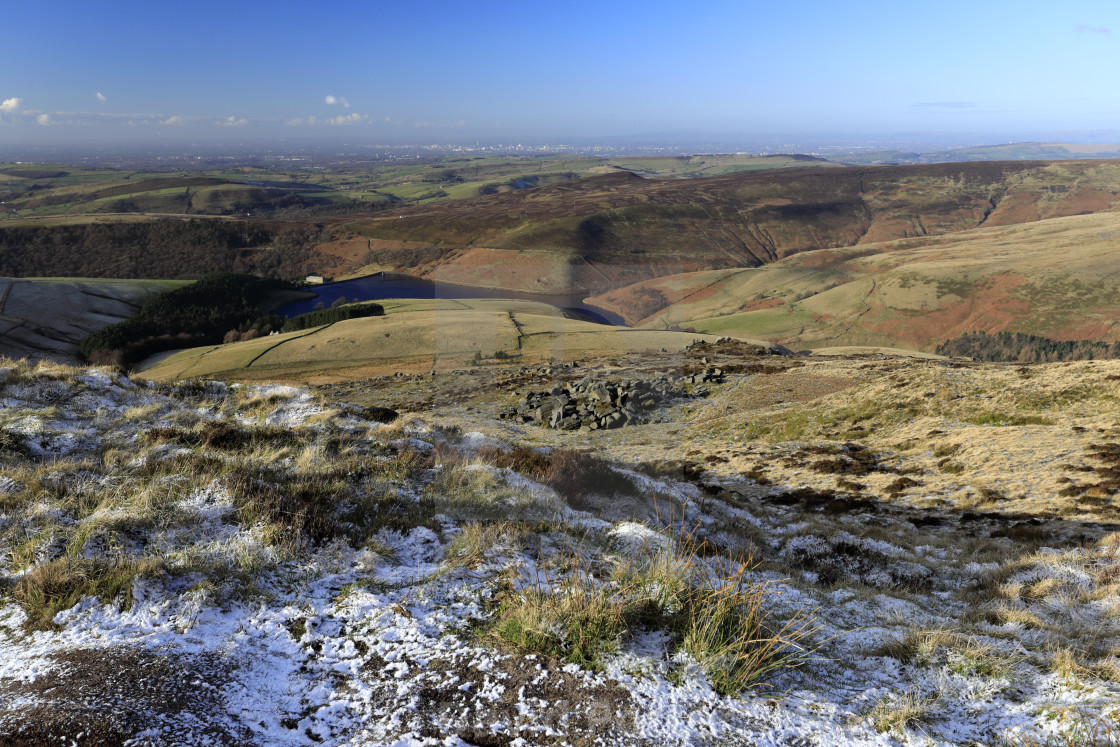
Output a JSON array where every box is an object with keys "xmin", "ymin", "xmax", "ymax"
[{"xmin": 276, "ymin": 274, "xmax": 627, "ymax": 327}]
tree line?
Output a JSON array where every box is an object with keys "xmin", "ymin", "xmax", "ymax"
[
  {"xmin": 80, "ymin": 273, "xmax": 295, "ymax": 368},
  {"xmin": 935, "ymin": 331, "xmax": 1120, "ymax": 362},
  {"xmin": 281, "ymin": 304, "xmax": 384, "ymax": 333}
]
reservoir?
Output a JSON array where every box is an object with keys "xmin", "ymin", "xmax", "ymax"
[{"xmin": 276, "ymin": 274, "xmax": 627, "ymax": 327}]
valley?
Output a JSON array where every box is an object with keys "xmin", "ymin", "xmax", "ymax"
[{"xmin": 8, "ymin": 156, "xmax": 1120, "ymax": 362}]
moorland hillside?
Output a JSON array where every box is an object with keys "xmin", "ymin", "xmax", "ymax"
[
  {"xmin": 9, "ymin": 157, "xmax": 1120, "ymax": 362},
  {"xmin": 6, "ymin": 159, "xmax": 1120, "ymax": 299},
  {"xmin": 341, "ymin": 159, "xmax": 1120, "ymax": 294},
  {"xmin": 587, "ymin": 209, "xmax": 1120, "ymax": 349}
]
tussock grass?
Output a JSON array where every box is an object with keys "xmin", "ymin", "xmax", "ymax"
[
  {"xmin": 0, "ymin": 371, "xmax": 460, "ymax": 624},
  {"xmin": 1092, "ymin": 658, "xmax": 1120, "ymax": 683},
  {"xmin": 226, "ymin": 445, "xmax": 445, "ymax": 551},
  {"xmin": 0, "ymin": 362, "xmax": 477, "ymax": 629},
  {"xmin": 12, "ymin": 555, "xmax": 165, "ymax": 630},
  {"xmin": 875, "ymin": 628, "xmax": 1019, "ymax": 678},
  {"xmin": 1047, "ymin": 645, "xmax": 1120, "ymax": 684},
  {"xmin": 1051, "ymin": 646, "xmax": 1090, "ymax": 683},
  {"xmin": 7, "ymin": 527, "xmax": 57, "ymax": 570},
  {"xmin": 940, "ymin": 461, "xmax": 965, "ymax": 475},
  {"xmin": 953, "ymin": 535, "xmax": 1120, "ymax": 694},
  {"xmin": 978, "ymin": 606, "xmax": 1051, "ymax": 631},
  {"xmin": 677, "ymin": 560, "xmax": 815, "ymax": 695},
  {"xmin": 444, "ymin": 521, "xmax": 531, "ymax": 569},
  {"xmin": 228, "ymin": 468, "xmax": 351, "ymax": 549},
  {"xmin": 146, "ymin": 421, "xmax": 299, "ymax": 451},
  {"xmin": 933, "ymin": 443, "xmax": 961, "ymax": 458},
  {"xmin": 0, "ymin": 429, "xmax": 31, "ymax": 459},
  {"xmin": 867, "ymin": 688, "xmax": 940, "ymax": 735},
  {"xmin": 999, "ymin": 707, "xmax": 1120, "ymax": 746},
  {"xmin": 123, "ymin": 402, "xmax": 164, "ymax": 421},
  {"xmin": 427, "ymin": 460, "xmax": 503, "ymax": 504},
  {"xmin": 964, "ymin": 412, "xmax": 1054, "ymax": 427},
  {"xmin": 495, "ymin": 572, "xmax": 629, "ymax": 671},
  {"xmin": 494, "ymin": 538, "xmax": 815, "ymax": 695},
  {"xmin": 151, "ymin": 379, "xmax": 229, "ymax": 404},
  {"xmin": 374, "ymin": 444, "xmax": 433, "ymax": 482},
  {"xmin": 875, "ymin": 628, "xmax": 956, "ymax": 663}
]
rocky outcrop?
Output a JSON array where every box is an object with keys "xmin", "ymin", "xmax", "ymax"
[{"xmin": 500, "ymin": 370, "xmax": 724, "ymax": 431}]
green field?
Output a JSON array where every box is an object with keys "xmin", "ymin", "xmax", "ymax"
[
  {"xmin": 138, "ymin": 297, "xmax": 735, "ymax": 383},
  {"xmin": 0, "ymin": 154, "xmax": 840, "ymax": 220},
  {"xmin": 598, "ymin": 210, "xmax": 1120, "ymax": 351}
]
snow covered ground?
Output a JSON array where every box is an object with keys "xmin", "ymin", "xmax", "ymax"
[{"xmin": 0, "ymin": 360, "xmax": 1117, "ymax": 745}]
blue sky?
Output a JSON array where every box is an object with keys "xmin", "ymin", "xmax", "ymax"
[{"xmin": 2, "ymin": 0, "xmax": 1119, "ymax": 144}]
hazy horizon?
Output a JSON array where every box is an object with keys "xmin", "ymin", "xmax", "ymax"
[{"xmin": 3, "ymin": 0, "xmax": 1119, "ymax": 148}]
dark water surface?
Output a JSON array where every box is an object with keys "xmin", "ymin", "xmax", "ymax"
[{"xmin": 276, "ymin": 274, "xmax": 627, "ymax": 326}]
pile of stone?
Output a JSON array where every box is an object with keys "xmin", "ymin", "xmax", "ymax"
[
  {"xmin": 681, "ymin": 366, "xmax": 724, "ymax": 384},
  {"xmin": 501, "ymin": 369, "xmax": 724, "ymax": 431}
]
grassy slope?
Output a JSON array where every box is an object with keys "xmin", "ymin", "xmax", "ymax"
[
  {"xmin": 1, "ymin": 155, "xmax": 834, "ymax": 221},
  {"xmin": 137, "ymin": 298, "xmax": 736, "ymax": 384},
  {"xmin": 589, "ymin": 210, "xmax": 1120, "ymax": 349},
  {"xmin": 10, "ymin": 157, "xmax": 1120, "ymax": 300},
  {"xmin": 342, "ymin": 160, "xmax": 1120, "ymax": 296},
  {"xmin": 11, "ymin": 158, "xmax": 1120, "ymax": 361}
]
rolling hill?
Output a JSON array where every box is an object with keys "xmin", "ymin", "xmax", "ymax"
[
  {"xmin": 336, "ymin": 159, "xmax": 1120, "ymax": 295},
  {"xmin": 12, "ymin": 157, "xmax": 1120, "ymax": 302},
  {"xmin": 0, "ymin": 154, "xmax": 836, "ymax": 223},
  {"xmin": 0, "ymin": 168, "xmax": 330, "ymax": 218},
  {"xmin": 136, "ymin": 298, "xmax": 736, "ymax": 383},
  {"xmin": 587, "ymin": 209, "xmax": 1120, "ymax": 350},
  {"xmin": 11, "ymin": 157, "xmax": 1120, "ymax": 364}
]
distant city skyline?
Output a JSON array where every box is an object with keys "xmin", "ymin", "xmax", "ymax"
[{"xmin": 3, "ymin": 0, "xmax": 1119, "ymax": 146}]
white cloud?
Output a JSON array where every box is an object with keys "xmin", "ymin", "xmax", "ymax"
[
  {"xmin": 219, "ymin": 115, "xmax": 248, "ymax": 127},
  {"xmin": 161, "ymin": 115, "xmax": 183, "ymax": 125},
  {"xmin": 328, "ymin": 113, "xmax": 365, "ymax": 126},
  {"xmin": 0, "ymin": 98, "xmax": 22, "ymax": 113},
  {"xmin": 36, "ymin": 113, "xmax": 51, "ymax": 126},
  {"xmin": 324, "ymin": 94, "xmax": 351, "ymax": 109},
  {"xmin": 286, "ymin": 112, "xmax": 364, "ymax": 126},
  {"xmin": 95, "ymin": 92, "xmax": 107, "ymax": 103}
]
